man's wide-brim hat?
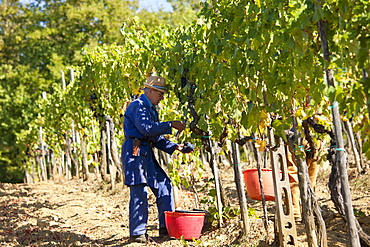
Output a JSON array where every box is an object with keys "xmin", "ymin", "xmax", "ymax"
[{"xmin": 144, "ymin": 76, "xmax": 168, "ymax": 93}]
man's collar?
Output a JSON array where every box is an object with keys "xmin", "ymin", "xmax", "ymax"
[{"xmin": 140, "ymin": 94, "xmax": 154, "ymax": 108}]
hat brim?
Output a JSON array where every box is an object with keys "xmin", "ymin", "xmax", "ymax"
[{"xmin": 144, "ymin": 84, "xmax": 168, "ymax": 94}]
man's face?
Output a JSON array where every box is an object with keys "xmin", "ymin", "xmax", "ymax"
[{"xmin": 147, "ymin": 88, "xmax": 164, "ymax": 106}]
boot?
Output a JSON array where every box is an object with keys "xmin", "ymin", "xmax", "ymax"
[
  {"xmin": 130, "ymin": 234, "xmax": 147, "ymax": 243},
  {"xmin": 159, "ymin": 227, "xmax": 169, "ymax": 237}
]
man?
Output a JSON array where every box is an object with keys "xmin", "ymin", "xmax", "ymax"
[{"xmin": 121, "ymin": 75, "xmax": 191, "ymax": 243}]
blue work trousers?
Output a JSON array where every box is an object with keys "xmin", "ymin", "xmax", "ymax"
[{"xmin": 129, "ymin": 171, "xmax": 174, "ymax": 236}]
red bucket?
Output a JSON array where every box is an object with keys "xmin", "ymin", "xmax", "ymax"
[
  {"xmin": 243, "ymin": 168, "xmax": 275, "ymax": 201},
  {"xmin": 165, "ymin": 210, "xmax": 206, "ymax": 240}
]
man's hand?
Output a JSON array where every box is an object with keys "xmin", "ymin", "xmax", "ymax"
[
  {"xmin": 172, "ymin": 121, "xmax": 185, "ymax": 132},
  {"xmin": 177, "ymin": 144, "xmax": 184, "ymax": 151},
  {"xmin": 177, "ymin": 142, "xmax": 194, "ymax": 153}
]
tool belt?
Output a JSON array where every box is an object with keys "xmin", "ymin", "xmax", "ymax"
[{"xmin": 129, "ymin": 137, "xmax": 154, "ymax": 156}]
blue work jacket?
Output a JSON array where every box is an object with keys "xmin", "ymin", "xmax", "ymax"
[{"xmin": 121, "ymin": 94, "xmax": 178, "ymax": 188}]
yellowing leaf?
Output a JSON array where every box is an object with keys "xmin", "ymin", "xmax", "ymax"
[
  {"xmin": 255, "ymin": 139, "xmax": 267, "ymax": 151},
  {"xmin": 168, "ymin": 109, "xmax": 179, "ymax": 114}
]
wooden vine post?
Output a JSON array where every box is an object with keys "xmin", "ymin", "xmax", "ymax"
[
  {"xmin": 343, "ymin": 119, "xmax": 363, "ymax": 174},
  {"xmin": 70, "ymin": 69, "xmax": 79, "ymax": 179},
  {"xmin": 106, "ymin": 119, "xmax": 113, "ymax": 188},
  {"xmin": 40, "ymin": 91, "xmax": 48, "ymax": 181},
  {"xmin": 267, "ymin": 128, "xmax": 298, "ymax": 246},
  {"xmin": 292, "ymin": 116, "xmax": 327, "ymax": 247},
  {"xmin": 71, "ymin": 121, "xmax": 78, "ymax": 178},
  {"xmin": 207, "ymin": 137, "xmax": 223, "ymax": 227},
  {"xmin": 251, "ymin": 138, "xmax": 270, "ymax": 243},
  {"xmin": 61, "ymin": 70, "xmax": 73, "ymax": 180},
  {"xmin": 106, "ymin": 116, "xmax": 124, "ymax": 183},
  {"xmin": 363, "ymin": 69, "xmax": 370, "ymax": 118},
  {"xmin": 318, "ymin": 17, "xmax": 361, "ymax": 246},
  {"xmin": 81, "ymin": 133, "xmax": 89, "ymax": 181},
  {"xmin": 39, "ymin": 125, "xmax": 47, "ymax": 181},
  {"xmin": 60, "ymin": 70, "xmax": 69, "ymax": 179},
  {"xmin": 106, "ymin": 118, "xmax": 116, "ymax": 189},
  {"xmin": 231, "ymin": 141, "xmax": 249, "ymax": 235},
  {"xmin": 50, "ymin": 150, "xmax": 56, "ymax": 180},
  {"xmin": 100, "ymin": 127, "xmax": 108, "ymax": 181},
  {"xmin": 186, "ymin": 77, "xmax": 226, "ymax": 227}
]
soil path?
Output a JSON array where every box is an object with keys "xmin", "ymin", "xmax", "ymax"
[{"xmin": 1, "ymin": 167, "xmax": 369, "ymax": 247}]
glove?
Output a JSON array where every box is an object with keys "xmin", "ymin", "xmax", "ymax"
[{"xmin": 180, "ymin": 142, "xmax": 194, "ymax": 153}]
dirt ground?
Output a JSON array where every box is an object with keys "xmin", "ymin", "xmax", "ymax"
[{"xmin": 1, "ymin": 162, "xmax": 369, "ymax": 247}]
